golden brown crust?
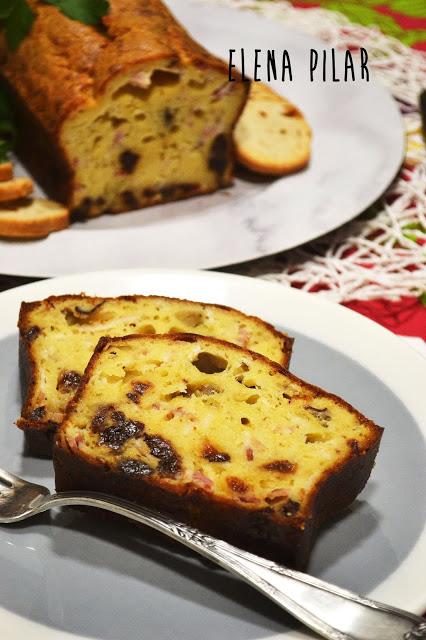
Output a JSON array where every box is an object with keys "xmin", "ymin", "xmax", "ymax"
[
  {"xmin": 17, "ymin": 294, "xmax": 293, "ymax": 456},
  {"xmin": 0, "ymin": 0, "xmax": 232, "ymax": 137},
  {"xmin": 53, "ymin": 333, "xmax": 383, "ymax": 568},
  {"xmin": 0, "ymin": 199, "xmax": 69, "ymax": 238}
]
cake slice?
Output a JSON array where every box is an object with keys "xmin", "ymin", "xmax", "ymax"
[
  {"xmin": 0, "ymin": 177, "xmax": 33, "ymax": 202},
  {"xmin": 0, "ymin": 198, "xmax": 69, "ymax": 239},
  {"xmin": 54, "ymin": 334, "xmax": 382, "ymax": 568},
  {"xmin": 1, "ymin": 0, "xmax": 248, "ymax": 218},
  {"xmin": 234, "ymin": 83, "xmax": 311, "ymax": 176},
  {"xmin": 18, "ymin": 295, "xmax": 292, "ymax": 456}
]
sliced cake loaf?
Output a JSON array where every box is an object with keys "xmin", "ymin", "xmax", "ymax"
[
  {"xmin": 54, "ymin": 333, "xmax": 382, "ymax": 568},
  {"xmin": 0, "ymin": 0, "xmax": 248, "ymax": 218},
  {"xmin": 18, "ymin": 295, "xmax": 292, "ymax": 456}
]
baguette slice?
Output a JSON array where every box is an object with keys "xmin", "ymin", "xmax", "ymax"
[
  {"xmin": 0, "ymin": 198, "xmax": 69, "ymax": 239},
  {"xmin": 0, "ymin": 162, "xmax": 13, "ymax": 182},
  {"xmin": 234, "ymin": 83, "xmax": 312, "ymax": 176},
  {"xmin": 54, "ymin": 333, "xmax": 383, "ymax": 568},
  {"xmin": 0, "ymin": 177, "xmax": 33, "ymax": 202},
  {"xmin": 18, "ymin": 295, "xmax": 293, "ymax": 456}
]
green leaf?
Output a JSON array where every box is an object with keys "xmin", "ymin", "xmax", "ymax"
[
  {"xmin": 44, "ymin": 0, "xmax": 109, "ymax": 25},
  {"xmin": 4, "ymin": 0, "xmax": 35, "ymax": 51},
  {"xmin": 0, "ymin": 139, "xmax": 12, "ymax": 163},
  {"xmin": 0, "ymin": 0, "xmax": 14, "ymax": 19},
  {"xmin": 419, "ymin": 292, "xmax": 426, "ymax": 307},
  {"xmin": 389, "ymin": 0, "xmax": 426, "ymax": 18}
]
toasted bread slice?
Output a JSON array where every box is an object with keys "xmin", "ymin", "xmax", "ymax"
[
  {"xmin": 234, "ymin": 83, "xmax": 312, "ymax": 176},
  {"xmin": 0, "ymin": 198, "xmax": 69, "ymax": 239},
  {"xmin": 54, "ymin": 333, "xmax": 382, "ymax": 567},
  {"xmin": 0, "ymin": 177, "xmax": 33, "ymax": 202},
  {"xmin": 0, "ymin": 162, "xmax": 14, "ymax": 182},
  {"xmin": 18, "ymin": 294, "xmax": 293, "ymax": 456}
]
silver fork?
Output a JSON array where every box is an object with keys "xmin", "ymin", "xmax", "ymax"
[{"xmin": 0, "ymin": 467, "xmax": 424, "ymax": 640}]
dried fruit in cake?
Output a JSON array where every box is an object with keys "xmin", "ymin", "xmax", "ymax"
[
  {"xmin": 54, "ymin": 333, "xmax": 383, "ymax": 568},
  {"xmin": 18, "ymin": 294, "xmax": 293, "ymax": 456}
]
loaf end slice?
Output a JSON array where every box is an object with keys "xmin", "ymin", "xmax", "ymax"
[
  {"xmin": 54, "ymin": 333, "xmax": 382, "ymax": 568},
  {"xmin": 0, "ymin": 198, "xmax": 69, "ymax": 239},
  {"xmin": 0, "ymin": 177, "xmax": 33, "ymax": 203},
  {"xmin": 18, "ymin": 295, "xmax": 292, "ymax": 456},
  {"xmin": 234, "ymin": 83, "xmax": 312, "ymax": 176}
]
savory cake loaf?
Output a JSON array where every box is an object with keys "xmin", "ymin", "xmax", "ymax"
[
  {"xmin": 0, "ymin": 0, "xmax": 248, "ymax": 218},
  {"xmin": 18, "ymin": 295, "xmax": 292, "ymax": 456},
  {"xmin": 54, "ymin": 334, "xmax": 383, "ymax": 567}
]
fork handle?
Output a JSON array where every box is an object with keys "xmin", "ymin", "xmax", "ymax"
[{"xmin": 44, "ymin": 492, "xmax": 425, "ymax": 640}]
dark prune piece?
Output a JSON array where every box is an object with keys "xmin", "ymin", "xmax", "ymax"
[
  {"xmin": 119, "ymin": 150, "xmax": 140, "ymax": 174},
  {"xmin": 208, "ymin": 133, "xmax": 228, "ymax": 176},
  {"xmin": 227, "ymin": 477, "xmax": 248, "ymax": 493},
  {"xmin": 28, "ymin": 406, "xmax": 46, "ymax": 421},
  {"xmin": 99, "ymin": 420, "xmax": 144, "ymax": 450},
  {"xmin": 57, "ymin": 370, "xmax": 82, "ymax": 394},
  {"xmin": 203, "ymin": 444, "xmax": 230, "ymax": 463},
  {"xmin": 119, "ymin": 459, "xmax": 154, "ymax": 476},
  {"xmin": 91, "ymin": 405, "xmax": 111, "ymax": 432},
  {"xmin": 263, "ymin": 460, "xmax": 296, "ymax": 474},
  {"xmin": 144, "ymin": 434, "xmax": 181, "ymax": 476}
]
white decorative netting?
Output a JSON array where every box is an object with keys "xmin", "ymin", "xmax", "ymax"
[{"xmin": 211, "ymin": 0, "xmax": 426, "ymax": 302}]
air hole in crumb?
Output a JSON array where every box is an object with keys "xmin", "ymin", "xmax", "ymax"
[
  {"xmin": 111, "ymin": 117, "xmax": 127, "ymax": 129},
  {"xmin": 245, "ymin": 394, "xmax": 259, "ymax": 405},
  {"xmin": 142, "ymin": 135, "xmax": 155, "ymax": 143},
  {"xmin": 188, "ymin": 78, "xmax": 206, "ymax": 89},
  {"xmin": 175, "ymin": 310, "xmax": 204, "ymax": 327},
  {"xmin": 138, "ymin": 325, "xmax": 156, "ymax": 334},
  {"xmin": 192, "ymin": 352, "xmax": 228, "ymax": 374},
  {"xmin": 135, "ymin": 113, "xmax": 146, "ymax": 121},
  {"xmin": 280, "ymin": 129, "xmax": 287, "ymax": 135},
  {"xmin": 241, "ymin": 417, "xmax": 250, "ymax": 425},
  {"xmin": 305, "ymin": 433, "xmax": 331, "ymax": 444},
  {"xmin": 151, "ymin": 69, "xmax": 180, "ymax": 86},
  {"xmin": 259, "ymin": 111, "xmax": 268, "ymax": 118}
]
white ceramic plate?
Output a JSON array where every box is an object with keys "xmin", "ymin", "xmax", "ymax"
[
  {"xmin": 4, "ymin": 0, "xmax": 404, "ymax": 277},
  {"xmin": 0, "ymin": 269, "xmax": 425, "ymax": 640}
]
